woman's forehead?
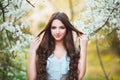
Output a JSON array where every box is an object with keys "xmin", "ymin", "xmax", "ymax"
[{"xmin": 51, "ymin": 19, "xmax": 65, "ymax": 26}]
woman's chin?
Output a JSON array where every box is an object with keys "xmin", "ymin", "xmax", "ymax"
[{"xmin": 54, "ymin": 37, "xmax": 63, "ymax": 41}]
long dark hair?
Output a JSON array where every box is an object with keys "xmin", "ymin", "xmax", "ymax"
[{"xmin": 36, "ymin": 12, "xmax": 83, "ymax": 80}]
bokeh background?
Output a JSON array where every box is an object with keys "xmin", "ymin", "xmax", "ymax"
[{"xmin": 0, "ymin": 0, "xmax": 120, "ymax": 80}]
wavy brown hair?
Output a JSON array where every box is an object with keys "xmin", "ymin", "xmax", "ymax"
[{"xmin": 36, "ymin": 12, "xmax": 83, "ymax": 80}]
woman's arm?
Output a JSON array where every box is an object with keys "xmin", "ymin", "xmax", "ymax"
[
  {"xmin": 27, "ymin": 37, "xmax": 41, "ymax": 80},
  {"xmin": 27, "ymin": 51, "xmax": 36, "ymax": 80},
  {"xmin": 78, "ymin": 35, "xmax": 88, "ymax": 80}
]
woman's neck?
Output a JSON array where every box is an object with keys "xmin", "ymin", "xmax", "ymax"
[
  {"xmin": 54, "ymin": 40, "xmax": 67, "ymax": 54},
  {"xmin": 55, "ymin": 41, "xmax": 64, "ymax": 48},
  {"xmin": 55, "ymin": 40, "xmax": 64, "ymax": 47}
]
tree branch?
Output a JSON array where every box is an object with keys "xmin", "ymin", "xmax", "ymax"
[
  {"xmin": 69, "ymin": 0, "xmax": 74, "ymax": 20},
  {"xmin": 106, "ymin": 27, "xmax": 119, "ymax": 36},
  {"xmin": 0, "ymin": 0, "xmax": 9, "ymax": 10},
  {"xmin": 90, "ymin": 4, "xmax": 109, "ymax": 80},
  {"xmin": 95, "ymin": 35, "xmax": 109, "ymax": 80},
  {"xmin": 93, "ymin": 8, "xmax": 115, "ymax": 33},
  {"xmin": 68, "ymin": 0, "xmax": 74, "ymax": 21},
  {"xmin": 0, "ymin": 1, "xmax": 15, "ymax": 58},
  {"xmin": 26, "ymin": 0, "xmax": 35, "ymax": 8},
  {"xmin": 0, "ymin": 2, "xmax": 5, "ymax": 22},
  {"xmin": 3, "ymin": 0, "xmax": 9, "ymax": 9}
]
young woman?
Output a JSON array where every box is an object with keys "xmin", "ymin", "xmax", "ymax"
[{"xmin": 27, "ymin": 12, "xmax": 88, "ymax": 80}]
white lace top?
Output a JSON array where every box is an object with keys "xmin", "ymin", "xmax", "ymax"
[{"xmin": 46, "ymin": 53, "xmax": 70, "ymax": 80}]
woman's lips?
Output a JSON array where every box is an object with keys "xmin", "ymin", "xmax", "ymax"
[{"xmin": 55, "ymin": 35, "xmax": 61, "ymax": 38}]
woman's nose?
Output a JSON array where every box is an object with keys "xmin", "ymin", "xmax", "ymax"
[{"xmin": 56, "ymin": 28, "xmax": 60, "ymax": 33}]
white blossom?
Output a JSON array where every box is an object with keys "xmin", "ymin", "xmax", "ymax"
[{"xmin": 73, "ymin": 0, "xmax": 120, "ymax": 40}]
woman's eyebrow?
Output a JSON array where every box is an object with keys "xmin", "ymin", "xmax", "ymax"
[
  {"xmin": 59, "ymin": 25, "xmax": 64, "ymax": 27},
  {"xmin": 51, "ymin": 26, "xmax": 56, "ymax": 27},
  {"xmin": 51, "ymin": 25, "xmax": 65, "ymax": 27}
]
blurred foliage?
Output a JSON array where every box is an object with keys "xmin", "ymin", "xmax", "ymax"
[{"xmin": 85, "ymin": 41, "xmax": 120, "ymax": 80}]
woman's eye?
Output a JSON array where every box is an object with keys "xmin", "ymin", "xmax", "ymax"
[
  {"xmin": 51, "ymin": 26, "xmax": 66, "ymax": 29},
  {"xmin": 60, "ymin": 26, "xmax": 65, "ymax": 29},
  {"xmin": 51, "ymin": 26, "xmax": 56, "ymax": 29}
]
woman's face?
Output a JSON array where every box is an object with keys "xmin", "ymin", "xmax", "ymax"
[{"xmin": 51, "ymin": 19, "xmax": 66, "ymax": 41}]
